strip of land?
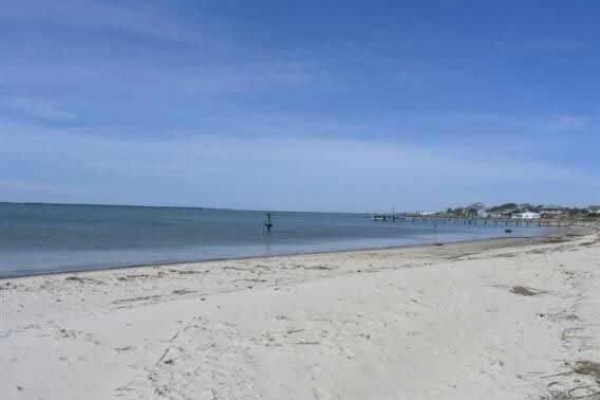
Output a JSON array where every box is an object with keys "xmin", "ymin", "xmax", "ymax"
[{"xmin": 1, "ymin": 231, "xmax": 600, "ymax": 400}]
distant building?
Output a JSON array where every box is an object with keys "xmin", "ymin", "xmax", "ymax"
[
  {"xmin": 489, "ymin": 209, "xmax": 517, "ymax": 219},
  {"xmin": 540, "ymin": 209, "xmax": 565, "ymax": 219},
  {"xmin": 465, "ymin": 202, "xmax": 488, "ymax": 218},
  {"xmin": 512, "ymin": 211, "xmax": 541, "ymax": 220}
]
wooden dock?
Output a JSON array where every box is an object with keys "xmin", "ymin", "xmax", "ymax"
[{"xmin": 371, "ymin": 215, "xmax": 595, "ymax": 228}]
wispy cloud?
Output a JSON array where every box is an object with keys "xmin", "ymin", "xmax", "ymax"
[
  {"xmin": 541, "ymin": 114, "xmax": 591, "ymax": 131},
  {"xmin": 0, "ymin": 0, "xmax": 210, "ymax": 44},
  {"xmin": 1, "ymin": 1, "xmax": 599, "ymax": 210},
  {"xmin": 1, "ymin": 123, "xmax": 598, "ymax": 211},
  {"xmin": 0, "ymin": 97, "xmax": 76, "ymax": 122}
]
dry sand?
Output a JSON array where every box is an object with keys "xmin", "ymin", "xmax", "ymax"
[{"xmin": 1, "ymin": 232, "xmax": 600, "ymax": 400}]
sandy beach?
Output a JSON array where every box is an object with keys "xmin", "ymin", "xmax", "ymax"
[{"xmin": 2, "ymin": 232, "xmax": 600, "ymax": 400}]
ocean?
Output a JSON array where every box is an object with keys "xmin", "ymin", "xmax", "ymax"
[{"xmin": 0, "ymin": 202, "xmax": 548, "ymax": 277}]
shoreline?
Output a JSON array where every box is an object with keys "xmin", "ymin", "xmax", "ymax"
[
  {"xmin": 1, "ymin": 232, "xmax": 557, "ymax": 280},
  {"xmin": 0, "ymin": 228, "xmax": 572, "ymax": 282},
  {"xmin": 2, "ymin": 228, "xmax": 599, "ymax": 399}
]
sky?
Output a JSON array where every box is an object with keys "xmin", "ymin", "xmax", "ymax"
[{"xmin": 1, "ymin": 0, "xmax": 599, "ymax": 212}]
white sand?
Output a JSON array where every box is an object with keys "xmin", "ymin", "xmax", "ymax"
[{"xmin": 2, "ymin": 233, "xmax": 600, "ymax": 400}]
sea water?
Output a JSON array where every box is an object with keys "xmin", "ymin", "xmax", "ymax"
[{"xmin": 0, "ymin": 202, "xmax": 547, "ymax": 277}]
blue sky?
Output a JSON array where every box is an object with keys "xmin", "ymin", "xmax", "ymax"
[{"xmin": 1, "ymin": 0, "xmax": 599, "ymax": 212}]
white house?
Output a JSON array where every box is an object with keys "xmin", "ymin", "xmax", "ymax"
[{"xmin": 512, "ymin": 211, "xmax": 541, "ymax": 220}]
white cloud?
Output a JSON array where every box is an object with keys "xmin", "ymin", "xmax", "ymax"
[
  {"xmin": 0, "ymin": 0, "xmax": 209, "ymax": 44},
  {"xmin": 1, "ymin": 97, "xmax": 76, "ymax": 122},
  {"xmin": 1, "ymin": 124, "xmax": 598, "ymax": 212}
]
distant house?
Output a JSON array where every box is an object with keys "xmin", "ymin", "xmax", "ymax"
[
  {"xmin": 489, "ymin": 210, "xmax": 517, "ymax": 219},
  {"xmin": 477, "ymin": 209, "xmax": 489, "ymax": 218},
  {"xmin": 465, "ymin": 202, "xmax": 488, "ymax": 218},
  {"xmin": 487, "ymin": 203, "xmax": 520, "ymax": 219},
  {"xmin": 540, "ymin": 209, "xmax": 565, "ymax": 219},
  {"xmin": 512, "ymin": 211, "xmax": 541, "ymax": 220}
]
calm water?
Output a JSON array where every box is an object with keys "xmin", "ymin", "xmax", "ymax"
[{"xmin": 0, "ymin": 203, "xmax": 547, "ymax": 277}]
